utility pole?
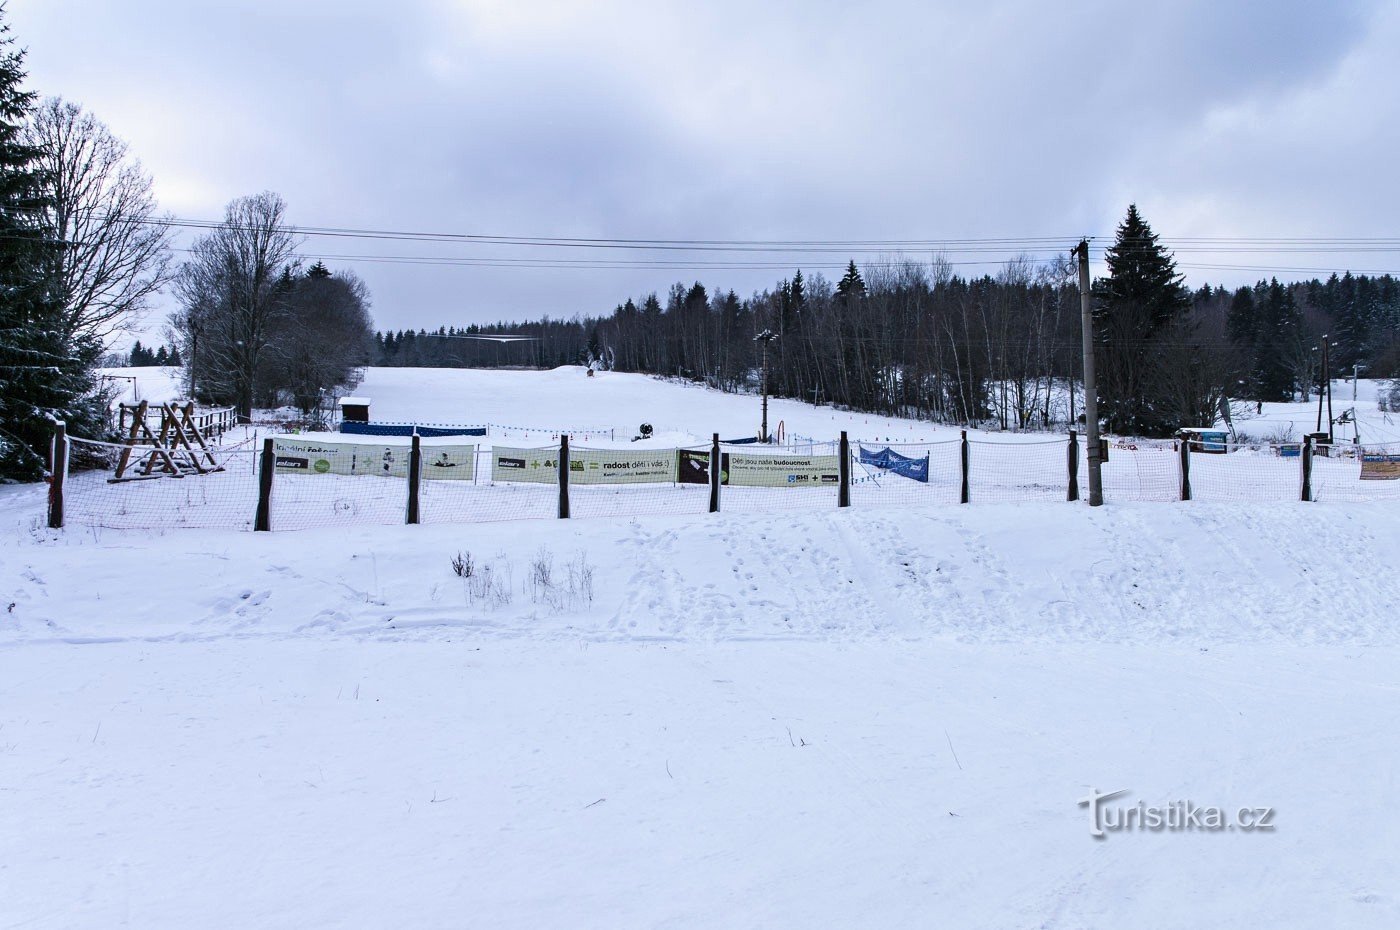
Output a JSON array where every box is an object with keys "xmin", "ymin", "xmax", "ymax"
[
  {"xmin": 754, "ymin": 329, "xmax": 778, "ymax": 443},
  {"xmin": 1073, "ymin": 240, "xmax": 1103, "ymax": 506},
  {"xmin": 1326, "ymin": 339, "xmax": 1335, "ymax": 444},
  {"xmin": 1315, "ymin": 336, "xmax": 1327, "ymax": 435}
]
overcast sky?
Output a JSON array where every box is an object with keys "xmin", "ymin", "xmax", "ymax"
[{"xmin": 11, "ymin": 0, "xmax": 1400, "ymax": 335}]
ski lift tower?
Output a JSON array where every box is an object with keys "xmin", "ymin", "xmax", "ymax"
[{"xmin": 754, "ymin": 329, "xmax": 778, "ymax": 443}]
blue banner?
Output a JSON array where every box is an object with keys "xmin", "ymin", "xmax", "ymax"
[
  {"xmin": 858, "ymin": 446, "xmax": 930, "ymax": 482},
  {"xmin": 341, "ymin": 421, "xmax": 487, "ymax": 437}
]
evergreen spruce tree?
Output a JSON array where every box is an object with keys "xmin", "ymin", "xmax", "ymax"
[
  {"xmin": 168, "ymin": 345, "xmax": 182, "ymax": 367},
  {"xmin": 129, "ymin": 339, "xmax": 146, "ymax": 366},
  {"xmin": 1250, "ymin": 279, "xmax": 1302, "ymax": 402},
  {"xmin": 835, "ymin": 260, "xmax": 866, "ymax": 302},
  {"xmin": 307, "ymin": 260, "xmax": 331, "ymax": 280},
  {"xmin": 0, "ymin": 12, "xmax": 103, "ymax": 478},
  {"xmin": 1092, "ymin": 204, "xmax": 1189, "ymax": 435},
  {"xmin": 789, "ymin": 269, "xmax": 807, "ymax": 312}
]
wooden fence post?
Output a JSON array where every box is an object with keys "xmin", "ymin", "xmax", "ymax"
[
  {"xmin": 960, "ymin": 429, "xmax": 970, "ymax": 504},
  {"xmin": 1301, "ymin": 435, "xmax": 1313, "ymax": 502},
  {"xmin": 406, "ymin": 432, "xmax": 422, "ymax": 524},
  {"xmin": 255, "ymin": 437, "xmax": 274, "ymax": 531},
  {"xmin": 838, "ymin": 431, "xmax": 851, "ymax": 508},
  {"xmin": 48, "ymin": 421, "xmax": 67, "ymax": 529},
  {"xmin": 1067, "ymin": 429, "xmax": 1079, "ymax": 502},
  {"xmin": 558, "ymin": 433, "xmax": 570, "ymax": 519},
  {"xmin": 709, "ymin": 433, "xmax": 721, "ymax": 513},
  {"xmin": 1179, "ymin": 438, "xmax": 1192, "ymax": 501}
]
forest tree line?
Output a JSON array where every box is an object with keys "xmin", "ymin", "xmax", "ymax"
[{"xmin": 377, "ymin": 206, "xmax": 1400, "ymax": 438}]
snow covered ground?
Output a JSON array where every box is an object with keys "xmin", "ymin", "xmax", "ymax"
[{"xmin": 4, "ymin": 368, "xmax": 1399, "ymax": 927}]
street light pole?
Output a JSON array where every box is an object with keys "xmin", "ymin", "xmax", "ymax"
[{"xmin": 754, "ymin": 329, "xmax": 778, "ymax": 443}]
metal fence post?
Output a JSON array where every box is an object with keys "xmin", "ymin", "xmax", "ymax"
[
  {"xmin": 960, "ymin": 429, "xmax": 970, "ymax": 504},
  {"xmin": 48, "ymin": 421, "xmax": 67, "ymax": 529},
  {"xmin": 558, "ymin": 433, "xmax": 570, "ymax": 519},
  {"xmin": 1301, "ymin": 435, "xmax": 1313, "ymax": 502},
  {"xmin": 709, "ymin": 433, "xmax": 721, "ymax": 513},
  {"xmin": 406, "ymin": 431, "xmax": 422, "ymax": 524},
  {"xmin": 1067, "ymin": 429, "xmax": 1079, "ymax": 502},
  {"xmin": 838, "ymin": 431, "xmax": 851, "ymax": 508},
  {"xmin": 1179, "ymin": 438, "xmax": 1192, "ymax": 501},
  {"xmin": 255, "ymin": 437, "xmax": 275, "ymax": 531}
]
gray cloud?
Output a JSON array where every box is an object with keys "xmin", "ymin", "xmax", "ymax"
[{"xmin": 11, "ymin": 0, "xmax": 1397, "ymax": 334}]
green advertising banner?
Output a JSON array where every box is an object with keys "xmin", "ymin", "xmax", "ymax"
[
  {"xmin": 273, "ymin": 438, "xmax": 475, "ymax": 480},
  {"xmin": 728, "ymin": 452, "xmax": 840, "ymax": 487},
  {"xmin": 569, "ymin": 448, "xmax": 679, "ymax": 484},
  {"xmin": 492, "ymin": 447, "xmax": 560, "ymax": 484}
]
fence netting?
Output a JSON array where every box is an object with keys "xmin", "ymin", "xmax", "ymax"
[
  {"xmin": 270, "ymin": 445, "xmax": 407, "ymax": 530},
  {"xmin": 418, "ymin": 447, "xmax": 558, "ymax": 523},
  {"xmin": 1098, "ymin": 440, "xmax": 1180, "ymax": 502},
  {"xmin": 54, "ymin": 432, "xmax": 1400, "ymax": 532},
  {"xmin": 969, "ymin": 439, "xmax": 1069, "ymax": 503},
  {"xmin": 1311, "ymin": 442, "xmax": 1400, "ymax": 503},
  {"xmin": 1187, "ymin": 443, "xmax": 1301, "ymax": 502},
  {"xmin": 64, "ymin": 436, "xmax": 261, "ymax": 530}
]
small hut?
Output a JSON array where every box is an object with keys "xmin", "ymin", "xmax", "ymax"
[{"xmin": 338, "ymin": 396, "xmax": 371, "ymax": 423}]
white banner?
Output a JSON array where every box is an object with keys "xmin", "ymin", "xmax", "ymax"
[
  {"xmin": 273, "ymin": 438, "xmax": 475, "ymax": 480},
  {"xmin": 569, "ymin": 448, "xmax": 678, "ymax": 484},
  {"xmin": 727, "ymin": 453, "xmax": 841, "ymax": 487}
]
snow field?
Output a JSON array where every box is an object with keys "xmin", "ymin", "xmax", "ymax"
[
  {"xmin": 3, "ymin": 501, "xmax": 1400, "ymax": 927},
  {"xmin": 5, "ymin": 366, "xmax": 1400, "ymax": 927}
]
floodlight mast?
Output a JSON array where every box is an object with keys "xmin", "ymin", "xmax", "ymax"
[{"xmin": 754, "ymin": 329, "xmax": 778, "ymax": 443}]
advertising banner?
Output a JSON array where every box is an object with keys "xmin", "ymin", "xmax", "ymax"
[
  {"xmin": 858, "ymin": 446, "xmax": 930, "ymax": 482},
  {"xmin": 1360, "ymin": 454, "xmax": 1400, "ymax": 480},
  {"xmin": 678, "ymin": 448, "xmax": 727, "ymax": 485},
  {"xmin": 491, "ymin": 446, "xmax": 560, "ymax": 483},
  {"xmin": 728, "ymin": 453, "xmax": 840, "ymax": 487},
  {"xmin": 273, "ymin": 438, "xmax": 475, "ymax": 480},
  {"xmin": 569, "ymin": 448, "xmax": 678, "ymax": 484}
]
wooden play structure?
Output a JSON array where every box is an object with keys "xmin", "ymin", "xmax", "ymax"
[{"xmin": 111, "ymin": 401, "xmax": 229, "ymax": 481}]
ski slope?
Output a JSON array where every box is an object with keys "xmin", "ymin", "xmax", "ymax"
[{"xmin": 3, "ymin": 367, "xmax": 1399, "ymax": 928}]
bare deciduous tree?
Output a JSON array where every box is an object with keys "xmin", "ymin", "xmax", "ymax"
[
  {"xmin": 25, "ymin": 97, "xmax": 172, "ymax": 345},
  {"xmin": 171, "ymin": 192, "xmax": 299, "ymax": 421}
]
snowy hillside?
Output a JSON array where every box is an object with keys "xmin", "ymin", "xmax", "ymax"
[
  {"xmin": 352, "ymin": 365, "xmax": 1011, "ymax": 445},
  {"xmin": 3, "ymin": 366, "xmax": 1399, "ymax": 928}
]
